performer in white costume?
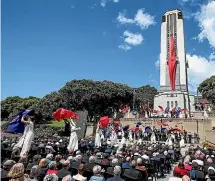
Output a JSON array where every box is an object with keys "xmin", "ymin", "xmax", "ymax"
[
  {"xmin": 180, "ymin": 137, "xmax": 185, "ymax": 147},
  {"xmin": 204, "ymin": 110, "xmax": 208, "ymax": 119},
  {"xmin": 110, "ymin": 126, "xmax": 117, "ymax": 146},
  {"xmin": 13, "ymin": 115, "xmax": 35, "ymax": 157},
  {"xmin": 67, "ymin": 119, "xmax": 80, "ymax": 153},
  {"xmin": 145, "ymin": 111, "xmax": 148, "ymax": 118},
  {"xmin": 129, "ymin": 131, "xmax": 133, "ymax": 142},
  {"xmin": 150, "ymin": 132, "xmax": 156, "ymax": 143},
  {"xmin": 95, "ymin": 123, "xmax": 101, "ymax": 147}
]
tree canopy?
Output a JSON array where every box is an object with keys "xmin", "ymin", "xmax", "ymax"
[
  {"xmin": 198, "ymin": 75, "xmax": 215, "ymax": 105},
  {"xmin": 1, "ymin": 96, "xmax": 40, "ymax": 122},
  {"xmin": 1, "ymin": 79, "xmax": 158, "ymax": 122}
]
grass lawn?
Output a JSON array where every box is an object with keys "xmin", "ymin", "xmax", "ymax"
[{"xmin": 48, "ymin": 120, "xmax": 64, "ymax": 128}]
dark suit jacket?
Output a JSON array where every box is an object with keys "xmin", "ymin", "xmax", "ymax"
[
  {"xmin": 123, "ymin": 168, "xmax": 142, "ymax": 181},
  {"xmin": 106, "ymin": 176, "xmax": 124, "ymax": 181},
  {"xmin": 57, "ymin": 168, "xmax": 71, "ymax": 179},
  {"xmin": 106, "ymin": 167, "xmax": 114, "ymax": 176},
  {"xmin": 85, "ymin": 163, "xmax": 95, "ymax": 172}
]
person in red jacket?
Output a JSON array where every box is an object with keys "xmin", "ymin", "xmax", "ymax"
[
  {"xmin": 46, "ymin": 161, "xmax": 58, "ymax": 175},
  {"xmin": 173, "ymin": 162, "xmax": 189, "ymax": 177}
]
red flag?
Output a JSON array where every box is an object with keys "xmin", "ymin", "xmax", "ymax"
[
  {"xmin": 99, "ymin": 116, "xmax": 109, "ymax": 128},
  {"xmin": 158, "ymin": 106, "xmax": 164, "ymax": 111},
  {"xmin": 153, "ymin": 110, "xmax": 158, "ymax": 114},
  {"xmin": 172, "ymin": 108, "xmax": 176, "ymax": 112},
  {"xmin": 122, "ymin": 107, "xmax": 129, "ymax": 113},
  {"xmin": 162, "ymin": 122, "xmax": 169, "ymax": 126},
  {"xmin": 52, "ymin": 108, "xmax": 79, "ymax": 121},
  {"xmin": 135, "ymin": 127, "xmax": 139, "ymax": 132},
  {"xmin": 168, "ymin": 35, "xmax": 177, "ymax": 91},
  {"xmin": 52, "ymin": 108, "xmax": 63, "ymax": 121},
  {"xmin": 120, "ymin": 104, "xmax": 124, "ymax": 109}
]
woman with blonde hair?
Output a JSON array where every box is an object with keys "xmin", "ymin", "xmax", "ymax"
[{"xmin": 8, "ymin": 163, "xmax": 26, "ymax": 181}]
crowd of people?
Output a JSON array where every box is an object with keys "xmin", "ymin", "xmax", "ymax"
[{"xmin": 1, "ymin": 113, "xmax": 215, "ymax": 181}]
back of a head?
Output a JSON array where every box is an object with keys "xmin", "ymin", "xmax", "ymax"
[
  {"xmin": 78, "ymin": 164, "xmax": 85, "ymax": 174},
  {"xmin": 93, "ymin": 165, "xmax": 102, "ymax": 175},
  {"xmin": 62, "ymin": 160, "xmax": 70, "ymax": 168},
  {"xmin": 114, "ymin": 166, "xmax": 121, "ymax": 176},
  {"xmin": 43, "ymin": 174, "xmax": 58, "ymax": 181},
  {"xmin": 8, "ymin": 163, "xmax": 25, "ymax": 179},
  {"xmin": 89, "ymin": 156, "xmax": 95, "ymax": 163},
  {"xmin": 112, "ymin": 158, "xmax": 119, "ymax": 166},
  {"xmin": 131, "ymin": 160, "xmax": 136, "ymax": 168},
  {"xmin": 137, "ymin": 158, "xmax": 142, "ymax": 166},
  {"xmin": 30, "ymin": 165, "xmax": 41, "ymax": 178},
  {"xmin": 126, "ymin": 157, "xmax": 131, "ymax": 162}
]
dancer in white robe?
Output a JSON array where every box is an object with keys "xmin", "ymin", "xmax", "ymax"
[
  {"xmin": 150, "ymin": 132, "xmax": 156, "ymax": 143},
  {"xmin": 180, "ymin": 137, "xmax": 185, "ymax": 147},
  {"xmin": 13, "ymin": 115, "xmax": 34, "ymax": 157},
  {"xmin": 204, "ymin": 110, "xmax": 208, "ymax": 119},
  {"xmin": 110, "ymin": 126, "xmax": 117, "ymax": 146},
  {"xmin": 95, "ymin": 123, "xmax": 101, "ymax": 147},
  {"xmin": 129, "ymin": 131, "xmax": 133, "ymax": 142},
  {"xmin": 67, "ymin": 119, "xmax": 80, "ymax": 153}
]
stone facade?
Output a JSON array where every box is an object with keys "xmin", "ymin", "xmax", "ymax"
[{"xmin": 154, "ymin": 9, "xmax": 195, "ymax": 112}]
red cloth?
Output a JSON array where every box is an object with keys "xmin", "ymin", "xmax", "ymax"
[
  {"xmin": 184, "ymin": 164, "xmax": 192, "ymax": 171},
  {"xmin": 153, "ymin": 110, "xmax": 158, "ymax": 114},
  {"xmin": 174, "ymin": 167, "xmax": 188, "ymax": 176},
  {"xmin": 46, "ymin": 169, "xmax": 58, "ymax": 175},
  {"xmin": 168, "ymin": 35, "xmax": 177, "ymax": 91},
  {"xmin": 52, "ymin": 108, "xmax": 79, "ymax": 121},
  {"xmin": 99, "ymin": 116, "xmax": 109, "ymax": 128},
  {"xmin": 162, "ymin": 123, "xmax": 169, "ymax": 126},
  {"xmin": 158, "ymin": 106, "xmax": 164, "ymax": 111}
]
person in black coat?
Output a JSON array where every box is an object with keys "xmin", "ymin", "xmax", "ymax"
[
  {"xmin": 57, "ymin": 160, "xmax": 71, "ymax": 180},
  {"xmin": 123, "ymin": 160, "xmax": 142, "ymax": 181}
]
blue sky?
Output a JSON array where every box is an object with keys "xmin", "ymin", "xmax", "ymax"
[{"xmin": 2, "ymin": 0, "xmax": 215, "ymax": 100}]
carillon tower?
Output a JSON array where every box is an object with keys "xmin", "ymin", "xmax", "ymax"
[{"xmin": 154, "ymin": 9, "xmax": 195, "ymax": 113}]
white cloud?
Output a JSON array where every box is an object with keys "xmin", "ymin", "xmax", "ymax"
[
  {"xmin": 187, "ymin": 54, "xmax": 215, "ymax": 92},
  {"xmin": 195, "ymin": 1, "xmax": 215, "ymax": 49},
  {"xmin": 118, "ymin": 44, "xmax": 131, "ymax": 51},
  {"xmin": 119, "ymin": 31, "xmax": 143, "ymax": 51},
  {"xmin": 117, "ymin": 9, "xmax": 156, "ymax": 30},
  {"xmin": 101, "ymin": 0, "xmax": 119, "ymax": 7},
  {"xmin": 134, "ymin": 9, "xmax": 156, "ymax": 30},
  {"xmin": 123, "ymin": 30, "xmax": 143, "ymax": 46},
  {"xmin": 117, "ymin": 11, "xmax": 135, "ymax": 24}
]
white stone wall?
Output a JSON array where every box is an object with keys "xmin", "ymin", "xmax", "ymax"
[
  {"xmin": 160, "ymin": 21, "xmax": 167, "ymax": 87},
  {"xmin": 177, "ymin": 18, "xmax": 187, "ymax": 86}
]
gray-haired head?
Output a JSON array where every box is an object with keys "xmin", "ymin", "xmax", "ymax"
[
  {"xmin": 93, "ymin": 165, "xmax": 102, "ymax": 175},
  {"xmin": 43, "ymin": 174, "xmax": 58, "ymax": 181},
  {"xmin": 48, "ymin": 161, "xmax": 57, "ymax": 169},
  {"xmin": 126, "ymin": 157, "xmax": 131, "ymax": 162},
  {"xmin": 137, "ymin": 158, "xmax": 143, "ymax": 166},
  {"xmin": 89, "ymin": 156, "xmax": 95, "ymax": 163},
  {"xmin": 131, "ymin": 160, "xmax": 136, "ymax": 168},
  {"xmin": 114, "ymin": 166, "xmax": 121, "ymax": 176},
  {"xmin": 112, "ymin": 158, "xmax": 118, "ymax": 166},
  {"xmin": 30, "ymin": 165, "xmax": 41, "ymax": 178}
]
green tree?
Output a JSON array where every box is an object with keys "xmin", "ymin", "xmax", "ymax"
[
  {"xmin": 1, "ymin": 96, "xmax": 40, "ymax": 122},
  {"xmin": 198, "ymin": 75, "xmax": 215, "ymax": 105}
]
